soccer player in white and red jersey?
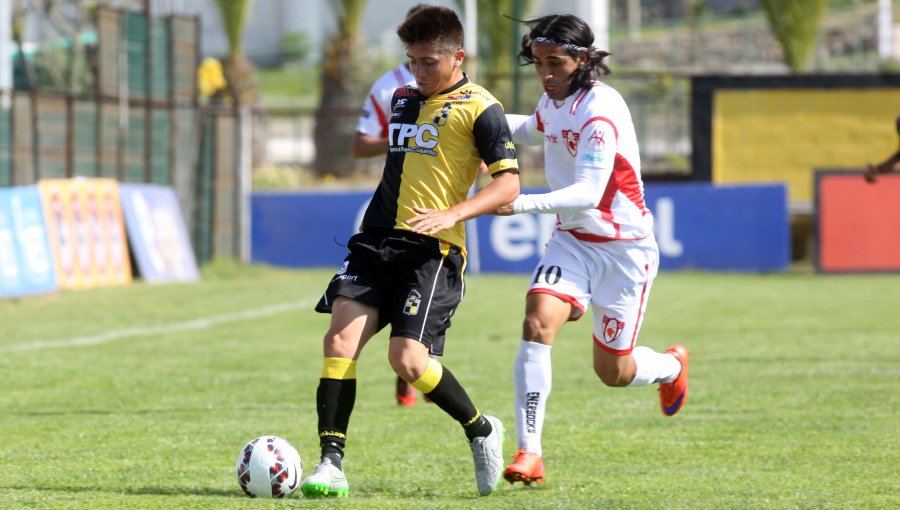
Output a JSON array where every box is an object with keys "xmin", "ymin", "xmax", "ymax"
[{"xmin": 494, "ymin": 13, "xmax": 690, "ymax": 487}]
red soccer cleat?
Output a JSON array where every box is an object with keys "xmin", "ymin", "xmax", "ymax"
[
  {"xmin": 503, "ymin": 449, "xmax": 544, "ymax": 486},
  {"xmin": 659, "ymin": 344, "xmax": 690, "ymax": 416},
  {"xmin": 396, "ymin": 377, "xmax": 417, "ymax": 407}
]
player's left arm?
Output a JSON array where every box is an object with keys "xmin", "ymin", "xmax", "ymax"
[{"xmin": 511, "ymin": 116, "xmax": 616, "ymax": 215}]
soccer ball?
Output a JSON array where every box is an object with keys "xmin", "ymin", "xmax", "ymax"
[{"xmin": 235, "ymin": 436, "xmax": 303, "ymax": 498}]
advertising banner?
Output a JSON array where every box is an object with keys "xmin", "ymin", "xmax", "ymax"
[
  {"xmin": 472, "ymin": 183, "xmax": 789, "ymax": 272},
  {"xmin": 815, "ymin": 171, "xmax": 900, "ymax": 273},
  {"xmin": 251, "ymin": 183, "xmax": 790, "ymax": 273},
  {"xmin": 38, "ymin": 178, "xmax": 132, "ymax": 289},
  {"xmin": 119, "ymin": 184, "xmax": 200, "ymax": 283},
  {"xmin": 252, "ymin": 191, "xmax": 372, "ymax": 269},
  {"xmin": 0, "ymin": 186, "xmax": 57, "ymax": 298}
]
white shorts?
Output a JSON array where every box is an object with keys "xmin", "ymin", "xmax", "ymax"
[{"xmin": 527, "ymin": 230, "xmax": 659, "ymax": 355}]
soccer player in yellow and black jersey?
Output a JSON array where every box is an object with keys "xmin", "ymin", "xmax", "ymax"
[{"xmin": 301, "ymin": 5, "xmax": 519, "ymax": 498}]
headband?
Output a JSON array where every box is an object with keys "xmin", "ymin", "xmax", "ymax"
[{"xmin": 533, "ymin": 36, "xmax": 588, "ymax": 53}]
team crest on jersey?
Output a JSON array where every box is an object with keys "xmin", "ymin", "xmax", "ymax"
[
  {"xmin": 403, "ymin": 290, "xmax": 422, "ymax": 315},
  {"xmin": 562, "ymin": 129, "xmax": 580, "ymax": 156},
  {"xmin": 601, "ymin": 315, "xmax": 624, "ymax": 343},
  {"xmin": 433, "ymin": 102, "xmax": 452, "ymax": 126}
]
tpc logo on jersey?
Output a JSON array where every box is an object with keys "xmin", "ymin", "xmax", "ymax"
[
  {"xmin": 562, "ymin": 129, "xmax": 580, "ymax": 156},
  {"xmin": 601, "ymin": 315, "xmax": 624, "ymax": 343},
  {"xmin": 403, "ymin": 289, "xmax": 422, "ymax": 315},
  {"xmin": 389, "ymin": 123, "xmax": 439, "ymax": 156}
]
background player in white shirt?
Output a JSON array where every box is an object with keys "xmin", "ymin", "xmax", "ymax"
[
  {"xmin": 351, "ymin": 62, "xmax": 416, "ymax": 158},
  {"xmin": 494, "ymin": 13, "xmax": 690, "ymax": 486}
]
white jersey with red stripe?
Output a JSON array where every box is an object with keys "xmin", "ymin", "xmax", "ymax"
[
  {"xmin": 509, "ymin": 81, "xmax": 653, "ymax": 241},
  {"xmin": 355, "ymin": 63, "xmax": 416, "ymax": 138}
]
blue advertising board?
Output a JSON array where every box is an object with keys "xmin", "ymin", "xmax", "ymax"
[
  {"xmin": 119, "ymin": 184, "xmax": 200, "ymax": 283},
  {"xmin": 0, "ymin": 186, "xmax": 58, "ymax": 298},
  {"xmin": 645, "ymin": 183, "xmax": 789, "ymax": 271},
  {"xmin": 251, "ymin": 183, "xmax": 789, "ymax": 273},
  {"xmin": 252, "ymin": 191, "xmax": 372, "ymax": 269}
]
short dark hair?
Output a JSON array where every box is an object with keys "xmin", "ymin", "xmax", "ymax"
[
  {"xmin": 397, "ymin": 5, "xmax": 464, "ymax": 53},
  {"xmin": 516, "ymin": 14, "xmax": 611, "ymax": 94},
  {"xmin": 406, "ymin": 3, "xmax": 427, "ymax": 18}
]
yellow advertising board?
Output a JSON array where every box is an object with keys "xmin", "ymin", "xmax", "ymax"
[
  {"xmin": 691, "ymin": 74, "xmax": 900, "ymax": 206},
  {"xmin": 712, "ymin": 88, "xmax": 899, "ymax": 203},
  {"xmin": 38, "ymin": 178, "xmax": 132, "ymax": 290}
]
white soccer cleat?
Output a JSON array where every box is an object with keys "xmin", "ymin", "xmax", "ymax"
[
  {"xmin": 470, "ymin": 415, "xmax": 504, "ymax": 496},
  {"xmin": 300, "ymin": 458, "xmax": 349, "ymax": 498}
]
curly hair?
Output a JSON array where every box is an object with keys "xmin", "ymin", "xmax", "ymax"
[
  {"xmin": 397, "ymin": 5, "xmax": 464, "ymax": 54},
  {"xmin": 515, "ymin": 14, "xmax": 611, "ymax": 94}
]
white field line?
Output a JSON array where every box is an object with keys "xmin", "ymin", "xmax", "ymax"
[{"xmin": 2, "ymin": 299, "xmax": 317, "ymax": 353}]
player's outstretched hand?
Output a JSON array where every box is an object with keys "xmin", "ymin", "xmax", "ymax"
[
  {"xmin": 407, "ymin": 206, "xmax": 461, "ymax": 236},
  {"xmin": 864, "ymin": 163, "xmax": 878, "ymax": 184}
]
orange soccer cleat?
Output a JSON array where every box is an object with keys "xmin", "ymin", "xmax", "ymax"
[
  {"xmin": 396, "ymin": 377, "xmax": 417, "ymax": 407},
  {"xmin": 659, "ymin": 344, "xmax": 690, "ymax": 416},
  {"xmin": 503, "ymin": 449, "xmax": 544, "ymax": 486}
]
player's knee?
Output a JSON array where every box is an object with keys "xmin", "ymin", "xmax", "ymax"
[
  {"xmin": 522, "ymin": 313, "xmax": 553, "ymax": 341},
  {"xmin": 387, "ymin": 349, "xmax": 421, "ymax": 382},
  {"xmin": 322, "ymin": 329, "xmax": 356, "ymax": 358}
]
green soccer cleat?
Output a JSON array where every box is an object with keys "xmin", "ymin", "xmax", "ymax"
[{"xmin": 300, "ymin": 458, "xmax": 349, "ymax": 498}]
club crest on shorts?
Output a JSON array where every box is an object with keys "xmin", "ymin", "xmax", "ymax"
[
  {"xmin": 601, "ymin": 315, "xmax": 624, "ymax": 343},
  {"xmin": 403, "ymin": 290, "xmax": 422, "ymax": 316},
  {"xmin": 336, "ymin": 260, "xmax": 349, "ymax": 276}
]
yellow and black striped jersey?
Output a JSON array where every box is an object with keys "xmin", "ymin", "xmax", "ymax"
[{"xmin": 362, "ymin": 75, "xmax": 518, "ymax": 249}]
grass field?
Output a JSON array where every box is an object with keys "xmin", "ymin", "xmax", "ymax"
[{"xmin": 1, "ymin": 262, "xmax": 897, "ymax": 509}]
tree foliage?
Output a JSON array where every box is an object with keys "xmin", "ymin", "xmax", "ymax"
[
  {"xmin": 212, "ymin": 0, "xmax": 257, "ymax": 104},
  {"xmin": 454, "ymin": 0, "xmax": 533, "ymax": 96},
  {"xmin": 313, "ymin": 0, "xmax": 369, "ymax": 177},
  {"xmin": 761, "ymin": 0, "xmax": 828, "ymax": 72},
  {"xmin": 212, "ymin": 0, "xmax": 253, "ymax": 59}
]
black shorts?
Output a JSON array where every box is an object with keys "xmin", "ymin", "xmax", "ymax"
[{"xmin": 315, "ymin": 228, "xmax": 466, "ymax": 356}]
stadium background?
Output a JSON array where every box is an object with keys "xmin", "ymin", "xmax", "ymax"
[{"xmin": 0, "ymin": 0, "xmax": 898, "ymax": 287}]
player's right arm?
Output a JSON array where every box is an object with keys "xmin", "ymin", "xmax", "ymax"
[
  {"xmin": 506, "ymin": 112, "xmax": 544, "ymax": 146},
  {"xmin": 351, "ymin": 85, "xmax": 393, "ymax": 158},
  {"xmin": 351, "ymin": 132, "xmax": 389, "ymax": 158},
  {"xmin": 864, "ymin": 114, "xmax": 900, "ymax": 183}
]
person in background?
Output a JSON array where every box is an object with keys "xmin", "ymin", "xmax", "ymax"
[
  {"xmin": 864, "ymin": 114, "xmax": 900, "ymax": 183},
  {"xmin": 495, "ymin": 14, "xmax": 689, "ymax": 487},
  {"xmin": 300, "ymin": 5, "xmax": 519, "ymax": 498}
]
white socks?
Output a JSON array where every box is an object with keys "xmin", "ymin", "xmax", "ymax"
[
  {"xmin": 627, "ymin": 345, "xmax": 681, "ymax": 387},
  {"xmin": 513, "ymin": 339, "xmax": 552, "ymax": 456}
]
